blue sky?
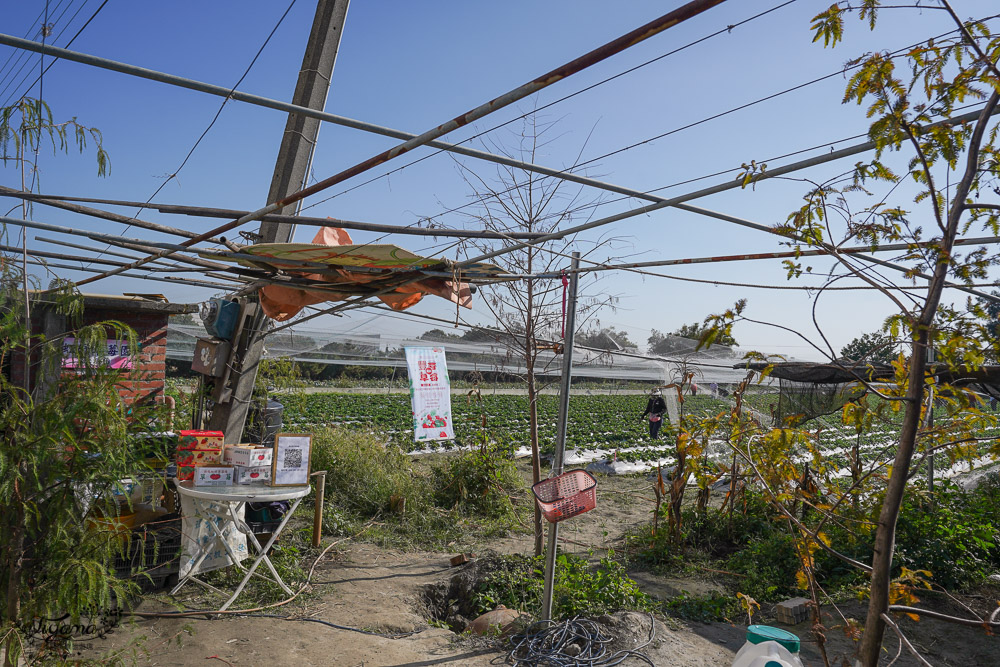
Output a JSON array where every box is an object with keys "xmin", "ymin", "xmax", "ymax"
[{"xmin": 1, "ymin": 0, "xmax": 998, "ymax": 360}]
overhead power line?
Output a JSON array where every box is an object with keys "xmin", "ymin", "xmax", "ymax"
[
  {"xmin": 298, "ymin": 0, "xmax": 804, "ymax": 214},
  {"xmin": 0, "ymin": 0, "xmax": 108, "ymax": 107},
  {"xmin": 265, "ymin": 101, "xmax": 1000, "ymax": 335},
  {"xmin": 46, "ymin": 0, "xmax": 732, "ymax": 289}
]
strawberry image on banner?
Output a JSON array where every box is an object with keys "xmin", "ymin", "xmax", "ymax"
[{"xmin": 404, "ymin": 346, "xmax": 454, "ymax": 442}]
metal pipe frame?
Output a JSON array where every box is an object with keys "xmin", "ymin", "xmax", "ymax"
[
  {"xmin": 5, "ymin": 4, "xmax": 996, "ymax": 312},
  {"xmin": 2, "ymin": 192, "xmax": 549, "ymax": 241},
  {"xmin": 3, "ymin": 218, "xmax": 430, "ymax": 299},
  {"xmin": 0, "ymin": 185, "xmax": 230, "ymax": 246},
  {"xmin": 2, "ymin": 0, "xmax": 731, "ymax": 289},
  {"xmin": 541, "ymin": 251, "xmax": 581, "ymax": 622},
  {"xmin": 34, "ymin": 235, "xmax": 193, "ymax": 270},
  {"xmin": 17, "ymin": 257, "xmax": 233, "ymax": 290}
]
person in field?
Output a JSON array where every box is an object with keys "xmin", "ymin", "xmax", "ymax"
[{"xmin": 641, "ymin": 388, "xmax": 667, "ymax": 439}]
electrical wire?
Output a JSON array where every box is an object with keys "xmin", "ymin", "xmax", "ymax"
[
  {"xmin": 0, "ymin": 0, "xmax": 111, "ymax": 109},
  {"xmin": 298, "ymin": 0, "xmax": 802, "ymax": 217},
  {"xmin": 0, "ymin": 2, "xmax": 53, "ymax": 84},
  {"xmin": 0, "ymin": 0, "xmax": 87, "ymax": 105},
  {"xmin": 0, "ymin": 0, "xmax": 71, "ymax": 97},
  {"xmin": 83, "ymin": 0, "xmax": 298, "ymax": 269},
  {"xmin": 505, "ymin": 614, "xmax": 656, "ymax": 667},
  {"xmin": 298, "ymin": 0, "xmax": 801, "ymax": 216},
  {"xmin": 128, "ymin": 0, "xmax": 298, "ymax": 220},
  {"xmin": 299, "ymin": 15, "xmax": 999, "ymax": 225}
]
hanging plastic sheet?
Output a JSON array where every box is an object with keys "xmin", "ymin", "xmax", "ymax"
[{"xmin": 230, "ymin": 227, "xmax": 483, "ymax": 321}]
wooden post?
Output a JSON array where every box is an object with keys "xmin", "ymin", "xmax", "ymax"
[{"xmin": 311, "ymin": 470, "xmax": 327, "ymax": 547}]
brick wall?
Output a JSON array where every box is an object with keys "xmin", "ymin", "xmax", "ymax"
[
  {"xmin": 90, "ymin": 308, "xmax": 169, "ymax": 405},
  {"xmin": 11, "ymin": 306, "xmax": 172, "ymax": 406}
]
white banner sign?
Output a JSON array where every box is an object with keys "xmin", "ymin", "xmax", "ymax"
[{"xmin": 404, "ymin": 346, "xmax": 454, "ymax": 442}]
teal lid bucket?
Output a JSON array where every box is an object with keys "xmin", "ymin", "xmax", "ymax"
[{"xmin": 746, "ymin": 625, "xmax": 800, "ymax": 654}]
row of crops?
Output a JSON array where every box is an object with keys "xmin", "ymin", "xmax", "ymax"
[
  {"xmin": 281, "ymin": 391, "xmax": 999, "ymax": 478},
  {"xmin": 281, "ymin": 392, "xmax": 679, "ymax": 453}
]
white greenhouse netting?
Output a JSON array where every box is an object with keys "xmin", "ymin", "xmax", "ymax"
[{"xmin": 166, "ymin": 323, "xmax": 776, "ymax": 385}]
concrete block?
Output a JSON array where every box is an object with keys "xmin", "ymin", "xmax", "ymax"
[{"xmin": 774, "ymin": 597, "xmax": 811, "ymax": 624}]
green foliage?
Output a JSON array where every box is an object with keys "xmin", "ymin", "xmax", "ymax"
[
  {"xmin": 0, "ymin": 97, "xmax": 109, "ymax": 177},
  {"xmin": 726, "ymin": 533, "xmax": 803, "ymax": 603},
  {"xmin": 432, "ymin": 440, "xmax": 523, "ymax": 522},
  {"xmin": 311, "ymin": 427, "xmax": 432, "ymax": 519},
  {"xmin": 664, "ymin": 592, "xmax": 737, "ymax": 623},
  {"xmin": 576, "ymin": 326, "xmax": 636, "ymax": 351},
  {"xmin": 0, "ymin": 278, "xmax": 159, "ymax": 664},
  {"xmin": 418, "ymin": 328, "xmax": 464, "ymax": 342},
  {"xmin": 645, "ymin": 487, "xmax": 778, "ymax": 561},
  {"xmin": 283, "ymin": 391, "xmax": 731, "ymax": 454},
  {"xmin": 818, "ymin": 479, "xmax": 1000, "ymax": 592},
  {"xmin": 893, "ymin": 488, "xmax": 999, "ymax": 591},
  {"xmin": 839, "ymin": 331, "xmax": 899, "ymax": 364},
  {"xmin": 314, "ymin": 427, "xmax": 462, "ymax": 549},
  {"xmin": 647, "ymin": 313, "xmax": 739, "ymax": 356},
  {"xmin": 471, "ymin": 552, "xmax": 653, "ymax": 619},
  {"xmin": 253, "ymin": 357, "xmax": 304, "ymax": 402}
]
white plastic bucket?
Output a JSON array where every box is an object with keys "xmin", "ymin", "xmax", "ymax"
[{"xmin": 732, "ymin": 625, "xmax": 804, "ymax": 667}]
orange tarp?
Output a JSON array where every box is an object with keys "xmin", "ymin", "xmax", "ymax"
[{"xmin": 258, "ymin": 227, "xmax": 472, "ymax": 321}]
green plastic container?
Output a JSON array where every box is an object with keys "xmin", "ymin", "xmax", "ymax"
[{"xmin": 746, "ymin": 625, "xmax": 801, "ymax": 654}]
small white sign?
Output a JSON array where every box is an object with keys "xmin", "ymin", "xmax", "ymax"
[
  {"xmin": 193, "ymin": 465, "xmax": 234, "ymax": 487},
  {"xmin": 272, "ymin": 434, "xmax": 311, "ymax": 486}
]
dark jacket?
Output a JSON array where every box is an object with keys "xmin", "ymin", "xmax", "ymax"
[{"xmin": 642, "ymin": 396, "xmax": 667, "ymax": 418}]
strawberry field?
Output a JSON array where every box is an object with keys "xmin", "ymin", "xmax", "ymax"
[{"xmin": 281, "ymin": 391, "xmax": 1000, "ymax": 480}]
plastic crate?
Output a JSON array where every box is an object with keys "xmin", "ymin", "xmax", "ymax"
[
  {"xmin": 245, "ymin": 503, "xmax": 286, "ymax": 536},
  {"xmin": 532, "ymin": 470, "xmax": 597, "ymax": 523},
  {"xmin": 112, "ymin": 514, "xmax": 182, "ymax": 592}
]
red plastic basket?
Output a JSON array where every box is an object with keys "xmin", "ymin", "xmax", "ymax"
[{"xmin": 532, "ymin": 469, "xmax": 597, "ymax": 523}]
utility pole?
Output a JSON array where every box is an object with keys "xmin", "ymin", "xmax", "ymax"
[{"xmin": 208, "ymin": 0, "xmax": 350, "ymax": 441}]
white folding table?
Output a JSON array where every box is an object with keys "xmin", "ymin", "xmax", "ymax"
[{"xmin": 171, "ymin": 482, "xmax": 310, "ymax": 611}]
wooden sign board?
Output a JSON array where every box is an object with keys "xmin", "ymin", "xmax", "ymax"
[{"xmin": 271, "ymin": 433, "xmax": 312, "ymax": 486}]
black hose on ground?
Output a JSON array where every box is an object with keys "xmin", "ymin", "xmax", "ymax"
[{"xmin": 503, "ymin": 613, "xmax": 656, "ymax": 666}]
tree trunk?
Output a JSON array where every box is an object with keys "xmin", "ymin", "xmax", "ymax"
[
  {"xmin": 856, "ymin": 331, "xmax": 928, "ymax": 665},
  {"xmin": 527, "ymin": 368, "xmax": 543, "ymax": 556},
  {"xmin": 857, "ymin": 92, "xmax": 998, "ymax": 665},
  {"xmin": 525, "ymin": 274, "xmax": 543, "ymax": 557}
]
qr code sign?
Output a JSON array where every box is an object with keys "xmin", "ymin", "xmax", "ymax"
[{"xmin": 283, "ymin": 448, "xmax": 303, "ymax": 469}]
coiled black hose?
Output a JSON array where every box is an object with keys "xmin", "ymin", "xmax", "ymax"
[{"xmin": 504, "ymin": 613, "xmax": 656, "ymax": 666}]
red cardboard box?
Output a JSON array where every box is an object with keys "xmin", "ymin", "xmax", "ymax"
[
  {"xmin": 177, "ymin": 449, "xmax": 222, "ymax": 466},
  {"xmin": 178, "ymin": 430, "xmax": 224, "ymax": 451},
  {"xmin": 176, "ymin": 430, "xmax": 223, "ymax": 473}
]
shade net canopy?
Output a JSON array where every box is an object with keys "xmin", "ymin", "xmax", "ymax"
[
  {"xmin": 202, "ymin": 227, "xmax": 509, "ymax": 321},
  {"xmin": 168, "ymin": 323, "xmax": 765, "ymax": 385}
]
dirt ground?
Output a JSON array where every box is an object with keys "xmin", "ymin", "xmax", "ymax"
[{"xmin": 81, "ymin": 462, "xmax": 999, "ymax": 666}]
